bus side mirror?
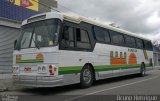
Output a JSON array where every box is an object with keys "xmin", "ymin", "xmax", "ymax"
[{"xmin": 14, "ymin": 40, "xmax": 17, "ymax": 48}]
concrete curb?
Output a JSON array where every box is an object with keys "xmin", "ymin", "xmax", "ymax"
[
  {"xmin": 0, "ymin": 73, "xmax": 12, "ymax": 92},
  {"xmin": 0, "ymin": 80, "xmax": 8, "ymax": 92},
  {"xmin": 0, "ymin": 79, "xmax": 25, "ymax": 92}
]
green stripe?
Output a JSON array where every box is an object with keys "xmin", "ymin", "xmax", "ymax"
[
  {"xmin": 59, "ymin": 66, "xmax": 81, "ymax": 75},
  {"xmin": 16, "ymin": 59, "xmax": 43, "ymax": 63},
  {"xmin": 58, "ymin": 64, "xmax": 142, "ymax": 75},
  {"xmin": 59, "ymin": 66, "xmax": 81, "ymax": 71},
  {"xmin": 59, "ymin": 70, "xmax": 81, "ymax": 75},
  {"xmin": 94, "ymin": 64, "xmax": 141, "ymax": 72}
]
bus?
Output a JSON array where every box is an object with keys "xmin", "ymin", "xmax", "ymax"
[{"xmin": 13, "ymin": 12, "xmax": 153, "ymax": 88}]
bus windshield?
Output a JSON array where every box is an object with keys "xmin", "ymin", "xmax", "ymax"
[{"xmin": 15, "ymin": 19, "xmax": 61, "ymax": 50}]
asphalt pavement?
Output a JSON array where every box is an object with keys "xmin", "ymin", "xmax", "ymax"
[{"xmin": 0, "ymin": 69, "xmax": 160, "ymax": 101}]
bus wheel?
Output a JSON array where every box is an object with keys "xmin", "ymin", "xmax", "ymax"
[
  {"xmin": 140, "ymin": 64, "xmax": 146, "ymax": 77},
  {"xmin": 80, "ymin": 65, "xmax": 94, "ymax": 88}
]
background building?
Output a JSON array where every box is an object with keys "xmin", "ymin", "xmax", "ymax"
[
  {"xmin": 39, "ymin": 0, "xmax": 57, "ymax": 12},
  {"xmin": 0, "ymin": 0, "xmax": 57, "ymax": 76},
  {"xmin": 153, "ymin": 46, "xmax": 160, "ymax": 67}
]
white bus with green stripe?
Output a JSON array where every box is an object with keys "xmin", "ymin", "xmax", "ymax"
[{"xmin": 13, "ymin": 12, "xmax": 153, "ymax": 88}]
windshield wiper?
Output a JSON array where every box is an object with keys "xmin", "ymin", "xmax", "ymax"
[
  {"xmin": 22, "ymin": 37, "xmax": 27, "ymax": 46},
  {"xmin": 17, "ymin": 37, "xmax": 27, "ymax": 50}
]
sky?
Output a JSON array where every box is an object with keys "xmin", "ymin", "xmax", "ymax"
[{"xmin": 58, "ymin": 0, "xmax": 160, "ymax": 43}]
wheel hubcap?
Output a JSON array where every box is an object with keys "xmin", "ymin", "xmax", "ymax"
[{"xmin": 83, "ymin": 68, "xmax": 91, "ymax": 84}]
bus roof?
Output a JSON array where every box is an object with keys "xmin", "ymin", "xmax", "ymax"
[
  {"xmin": 62, "ymin": 13, "xmax": 151, "ymax": 41},
  {"xmin": 23, "ymin": 12, "xmax": 151, "ymax": 41}
]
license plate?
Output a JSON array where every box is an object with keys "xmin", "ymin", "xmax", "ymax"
[{"xmin": 24, "ymin": 67, "xmax": 32, "ymax": 73}]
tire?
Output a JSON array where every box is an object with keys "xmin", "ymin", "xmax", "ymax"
[
  {"xmin": 139, "ymin": 64, "xmax": 146, "ymax": 77},
  {"xmin": 80, "ymin": 65, "xmax": 94, "ymax": 88}
]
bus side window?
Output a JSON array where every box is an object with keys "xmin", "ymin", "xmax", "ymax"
[
  {"xmin": 136, "ymin": 38, "xmax": 144, "ymax": 49},
  {"xmin": 93, "ymin": 26, "xmax": 110, "ymax": 43},
  {"xmin": 131, "ymin": 37, "xmax": 136, "ymax": 48},
  {"xmin": 94, "ymin": 27, "xmax": 105, "ymax": 42},
  {"xmin": 110, "ymin": 30, "xmax": 124, "ymax": 45},
  {"xmin": 144, "ymin": 40, "xmax": 153, "ymax": 51},
  {"xmin": 61, "ymin": 26, "xmax": 75, "ymax": 48},
  {"xmin": 149, "ymin": 41, "xmax": 153, "ymax": 51},
  {"xmin": 76, "ymin": 28, "xmax": 91, "ymax": 49},
  {"xmin": 104, "ymin": 30, "xmax": 111, "ymax": 43},
  {"xmin": 124, "ymin": 35, "xmax": 136, "ymax": 48}
]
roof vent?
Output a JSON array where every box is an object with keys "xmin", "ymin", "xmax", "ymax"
[{"xmin": 109, "ymin": 23, "xmax": 120, "ymax": 28}]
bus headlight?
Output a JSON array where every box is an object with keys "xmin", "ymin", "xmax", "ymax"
[
  {"xmin": 37, "ymin": 65, "xmax": 47, "ymax": 73},
  {"xmin": 38, "ymin": 66, "xmax": 41, "ymax": 72},
  {"xmin": 42, "ymin": 66, "xmax": 46, "ymax": 72}
]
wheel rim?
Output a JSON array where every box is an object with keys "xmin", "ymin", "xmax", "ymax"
[{"xmin": 83, "ymin": 68, "xmax": 92, "ymax": 84}]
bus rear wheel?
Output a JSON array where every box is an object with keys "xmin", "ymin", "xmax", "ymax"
[
  {"xmin": 139, "ymin": 64, "xmax": 146, "ymax": 77},
  {"xmin": 80, "ymin": 65, "xmax": 94, "ymax": 88}
]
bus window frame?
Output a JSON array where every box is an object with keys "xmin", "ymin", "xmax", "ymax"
[
  {"xmin": 124, "ymin": 35, "xmax": 136, "ymax": 48},
  {"xmin": 59, "ymin": 21, "xmax": 93, "ymax": 52},
  {"xmin": 136, "ymin": 38, "xmax": 145, "ymax": 49},
  {"xmin": 109, "ymin": 30, "xmax": 125, "ymax": 46},
  {"xmin": 93, "ymin": 26, "xmax": 111, "ymax": 44}
]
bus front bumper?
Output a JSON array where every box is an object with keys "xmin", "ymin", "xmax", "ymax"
[{"xmin": 13, "ymin": 75, "xmax": 63, "ymax": 87}]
